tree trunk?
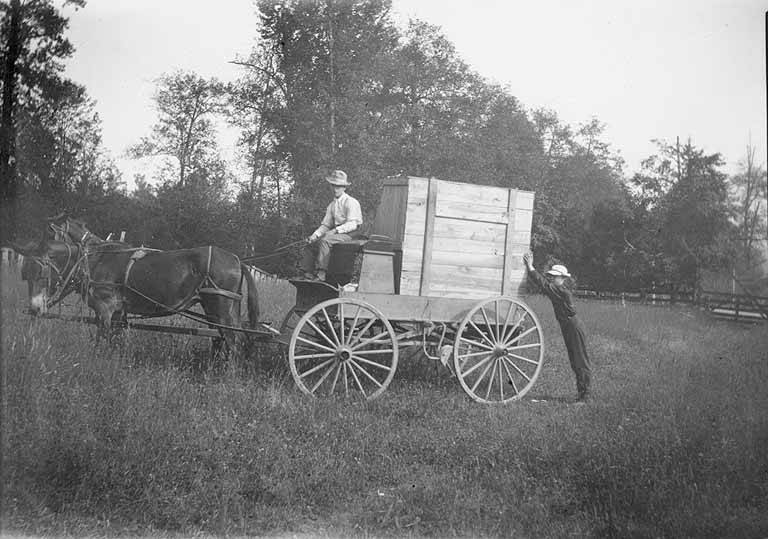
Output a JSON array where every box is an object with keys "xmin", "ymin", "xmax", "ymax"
[{"xmin": 0, "ymin": 0, "xmax": 21, "ymax": 241}]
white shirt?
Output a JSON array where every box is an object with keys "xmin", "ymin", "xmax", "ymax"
[{"xmin": 312, "ymin": 192, "xmax": 363, "ymax": 237}]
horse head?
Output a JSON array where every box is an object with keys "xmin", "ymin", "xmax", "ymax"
[
  {"xmin": 46, "ymin": 214, "xmax": 103, "ymax": 245},
  {"xmin": 13, "ymin": 239, "xmax": 83, "ymax": 315}
]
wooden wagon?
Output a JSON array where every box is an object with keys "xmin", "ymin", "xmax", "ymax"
[{"xmin": 282, "ymin": 176, "xmax": 543, "ymax": 404}]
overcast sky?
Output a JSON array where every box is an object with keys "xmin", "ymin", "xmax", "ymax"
[{"xmin": 61, "ymin": 0, "xmax": 766, "ymax": 184}]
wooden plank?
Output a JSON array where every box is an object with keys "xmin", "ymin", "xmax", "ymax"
[
  {"xmin": 403, "ymin": 249, "xmax": 505, "ymax": 269},
  {"xmin": 405, "ymin": 215, "xmax": 507, "ymax": 241},
  {"xmin": 432, "ymin": 236, "xmax": 505, "ymax": 255},
  {"xmin": 419, "ymin": 178, "xmax": 438, "ymax": 295},
  {"xmin": 433, "ymin": 179, "xmax": 510, "ymax": 208},
  {"xmin": 514, "ymin": 208, "xmax": 533, "ymax": 232},
  {"xmin": 434, "ymin": 199, "xmax": 509, "ymax": 224},
  {"xmin": 516, "ymin": 191, "xmax": 535, "ymax": 210},
  {"xmin": 399, "ymin": 178, "xmax": 428, "ymax": 295},
  {"xmin": 340, "ymin": 290, "xmax": 479, "ymax": 323},
  {"xmin": 502, "ymin": 189, "xmax": 517, "ymax": 295}
]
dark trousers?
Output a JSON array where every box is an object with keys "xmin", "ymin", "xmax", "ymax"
[
  {"xmin": 300, "ymin": 232, "xmax": 356, "ymax": 275},
  {"xmin": 559, "ymin": 315, "xmax": 591, "ymax": 396}
]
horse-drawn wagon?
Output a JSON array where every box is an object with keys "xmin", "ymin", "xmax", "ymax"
[
  {"xmin": 16, "ymin": 176, "xmax": 543, "ymax": 404},
  {"xmin": 282, "ymin": 176, "xmax": 543, "ymax": 403}
]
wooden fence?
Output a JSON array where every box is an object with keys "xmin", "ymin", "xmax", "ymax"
[{"xmin": 573, "ymin": 288, "xmax": 768, "ymax": 323}]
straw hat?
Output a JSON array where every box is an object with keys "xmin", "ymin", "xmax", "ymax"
[
  {"xmin": 325, "ymin": 170, "xmax": 350, "ymax": 186},
  {"xmin": 546, "ymin": 264, "xmax": 571, "ymax": 277}
]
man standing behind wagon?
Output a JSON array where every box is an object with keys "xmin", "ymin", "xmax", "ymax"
[{"xmin": 300, "ymin": 170, "xmax": 363, "ymax": 282}]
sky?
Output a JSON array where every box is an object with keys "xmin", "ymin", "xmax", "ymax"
[{"xmin": 61, "ymin": 0, "xmax": 767, "ymax": 187}]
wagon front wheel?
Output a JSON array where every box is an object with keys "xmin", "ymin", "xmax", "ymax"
[
  {"xmin": 289, "ymin": 298, "xmax": 398, "ymax": 400},
  {"xmin": 454, "ymin": 297, "xmax": 544, "ymax": 403}
]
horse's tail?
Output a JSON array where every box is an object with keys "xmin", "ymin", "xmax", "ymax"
[{"xmin": 240, "ymin": 263, "xmax": 260, "ymax": 329}]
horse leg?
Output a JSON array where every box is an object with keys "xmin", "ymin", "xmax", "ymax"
[{"xmin": 200, "ymin": 292, "xmax": 242, "ymax": 365}]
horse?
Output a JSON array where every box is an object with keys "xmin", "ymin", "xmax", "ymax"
[{"xmin": 15, "ymin": 238, "xmax": 260, "ymax": 355}]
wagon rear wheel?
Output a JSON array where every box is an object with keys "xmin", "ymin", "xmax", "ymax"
[
  {"xmin": 288, "ymin": 298, "xmax": 398, "ymax": 400},
  {"xmin": 454, "ymin": 297, "xmax": 544, "ymax": 404}
]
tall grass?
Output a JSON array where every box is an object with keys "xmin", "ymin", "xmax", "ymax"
[{"xmin": 2, "ymin": 263, "xmax": 767, "ymax": 537}]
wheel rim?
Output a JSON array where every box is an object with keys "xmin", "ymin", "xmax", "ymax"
[
  {"xmin": 289, "ymin": 298, "xmax": 398, "ymax": 400},
  {"xmin": 453, "ymin": 297, "xmax": 544, "ymax": 403}
]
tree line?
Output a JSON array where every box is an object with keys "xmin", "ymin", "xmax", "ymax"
[{"xmin": 1, "ymin": 0, "xmax": 766, "ymax": 292}]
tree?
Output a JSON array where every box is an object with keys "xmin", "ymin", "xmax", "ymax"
[
  {"xmin": 627, "ymin": 139, "xmax": 737, "ymax": 291},
  {"xmin": 730, "ymin": 139, "xmax": 767, "ymax": 273},
  {"xmin": 130, "ymin": 71, "xmax": 227, "ymax": 188},
  {"xmin": 0, "ymin": 0, "xmax": 85, "ymax": 240}
]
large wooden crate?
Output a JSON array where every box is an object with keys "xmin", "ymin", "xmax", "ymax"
[{"xmin": 372, "ymin": 176, "xmax": 534, "ymax": 299}]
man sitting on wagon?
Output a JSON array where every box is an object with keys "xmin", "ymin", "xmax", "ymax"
[{"xmin": 300, "ymin": 170, "xmax": 363, "ymax": 282}]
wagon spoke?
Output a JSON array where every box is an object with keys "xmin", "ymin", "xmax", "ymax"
[
  {"xmin": 310, "ymin": 361, "xmax": 338, "ymax": 393},
  {"xmin": 329, "ymin": 362, "xmax": 342, "ymax": 394},
  {"xmin": 502, "ymin": 359, "xmax": 518, "ymax": 394},
  {"xmin": 351, "ymin": 330, "xmax": 392, "ymax": 350},
  {"xmin": 494, "ymin": 300, "xmax": 501, "ymax": 342},
  {"xmin": 508, "ymin": 352, "xmax": 540, "ymax": 365},
  {"xmin": 349, "ymin": 359, "xmax": 384, "ymax": 388},
  {"xmin": 343, "ymin": 362, "xmax": 349, "ymax": 396},
  {"xmin": 470, "ymin": 358, "xmax": 496, "ymax": 394},
  {"xmin": 480, "ymin": 307, "xmax": 497, "ymax": 344},
  {"xmin": 501, "ymin": 312, "xmax": 524, "ymax": 345},
  {"xmin": 347, "ymin": 360, "xmax": 367, "ymax": 398},
  {"xmin": 351, "ymin": 355, "xmax": 393, "ymax": 371},
  {"xmin": 305, "ymin": 319, "xmax": 339, "ymax": 350},
  {"xmin": 461, "ymin": 353, "xmax": 493, "ymax": 379},
  {"xmin": 339, "ymin": 302, "xmax": 345, "ymax": 345},
  {"xmin": 502, "ymin": 356, "xmax": 531, "ymax": 382},
  {"xmin": 500, "ymin": 301, "xmax": 516, "ymax": 342},
  {"xmin": 348, "ymin": 317, "xmax": 377, "ymax": 347},
  {"xmin": 468, "ymin": 320, "xmax": 494, "ymax": 347},
  {"xmin": 485, "ymin": 358, "xmax": 498, "ymax": 400},
  {"xmin": 322, "ymin": 308, "xmax": 341, "ymax": 347},
  {"xmin": 296, "ymin": 335, "xmax": 337, "ymax": 354},
  {"xmin": 456, "ymin": 348, "xmax": 492, "ymax": 360},
  {"xmin": 293, "ymin": 352, "xmax": 337, "ymax": 361},
  {"xmin": 507, "ymin": 341, "xmax": 542, "ymax": 352},
  {"xmin": 345, "ymin": 306, "xmax": 362, "ymax": 345},
  {"xmin": 298, "ymin": 358, "xmax": 336, "ymax": 378},
  {"xmin": 498, "ymin": 361, "xmax": 505, "ymax": 401},
  {"xmin": 504, "ymin": 325, "xmax": 538, "ymax": 346},
  {"xmin": 459, "ymin": 336, "xmax": 494, "ymax": 351}
]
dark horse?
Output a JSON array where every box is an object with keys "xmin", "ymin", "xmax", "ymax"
[{"xmin": 15, "ymin": 236, "xmax": 260, "ymax": 352}]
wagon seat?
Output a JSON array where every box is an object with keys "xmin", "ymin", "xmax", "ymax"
[{"xmin": 326, "ymin": 235, "xmax": 402, "ymax": 294}]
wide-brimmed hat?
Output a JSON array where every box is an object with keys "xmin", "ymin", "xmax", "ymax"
[
  {"xmin": 325, "ymin": 170, "xmax": 350, "ymax": 186},
  {"xmin": 546, "ymin": 264, "xmax": 571, "ymax": 277}
]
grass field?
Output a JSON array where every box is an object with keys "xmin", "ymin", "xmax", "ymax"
[{"xmin": 2, "ymin": 262, "xmax": 767, "ymax": 538}]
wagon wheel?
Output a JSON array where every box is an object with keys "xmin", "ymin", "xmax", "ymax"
[
  {"xmin": 453, "ymin": 297, "xmax": 544, "ymax": 404},
  {"xmin": 288, "ymin": 298, "xmax": 398, "ymax": 400}
]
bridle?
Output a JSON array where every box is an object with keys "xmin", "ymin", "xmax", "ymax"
[
  {"xmin": 29, "ymin": 242, "xmax": 88, "ymax": 308},
  {"xmin": 49, "ymin": 221, "xmax": 93, "ymax": 244}
]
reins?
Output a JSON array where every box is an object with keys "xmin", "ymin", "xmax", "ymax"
[{"xmin": 240, "ymin": 239, "xmax": 306, "ymax": 262}]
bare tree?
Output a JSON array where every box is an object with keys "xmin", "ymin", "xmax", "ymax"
[{"xmin": 731, "ymin": 138, "xmax": 768, "ymax": 270}]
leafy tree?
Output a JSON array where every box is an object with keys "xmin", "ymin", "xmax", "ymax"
[
  {"xmin": 130, "ymin": 71, "xmax": 227, "ymax": 188},
  {"xmin": 0, "ymin": 0, "xmax": 85, "ymax": 240},
  {"xmin": 627, "ymin": 139, "xmax": 737, "ymax": 292}
]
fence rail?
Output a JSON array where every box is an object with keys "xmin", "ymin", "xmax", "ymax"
[{"xmin": 574, "ymin": 288, "xmax": 768, "ymax": 323}]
